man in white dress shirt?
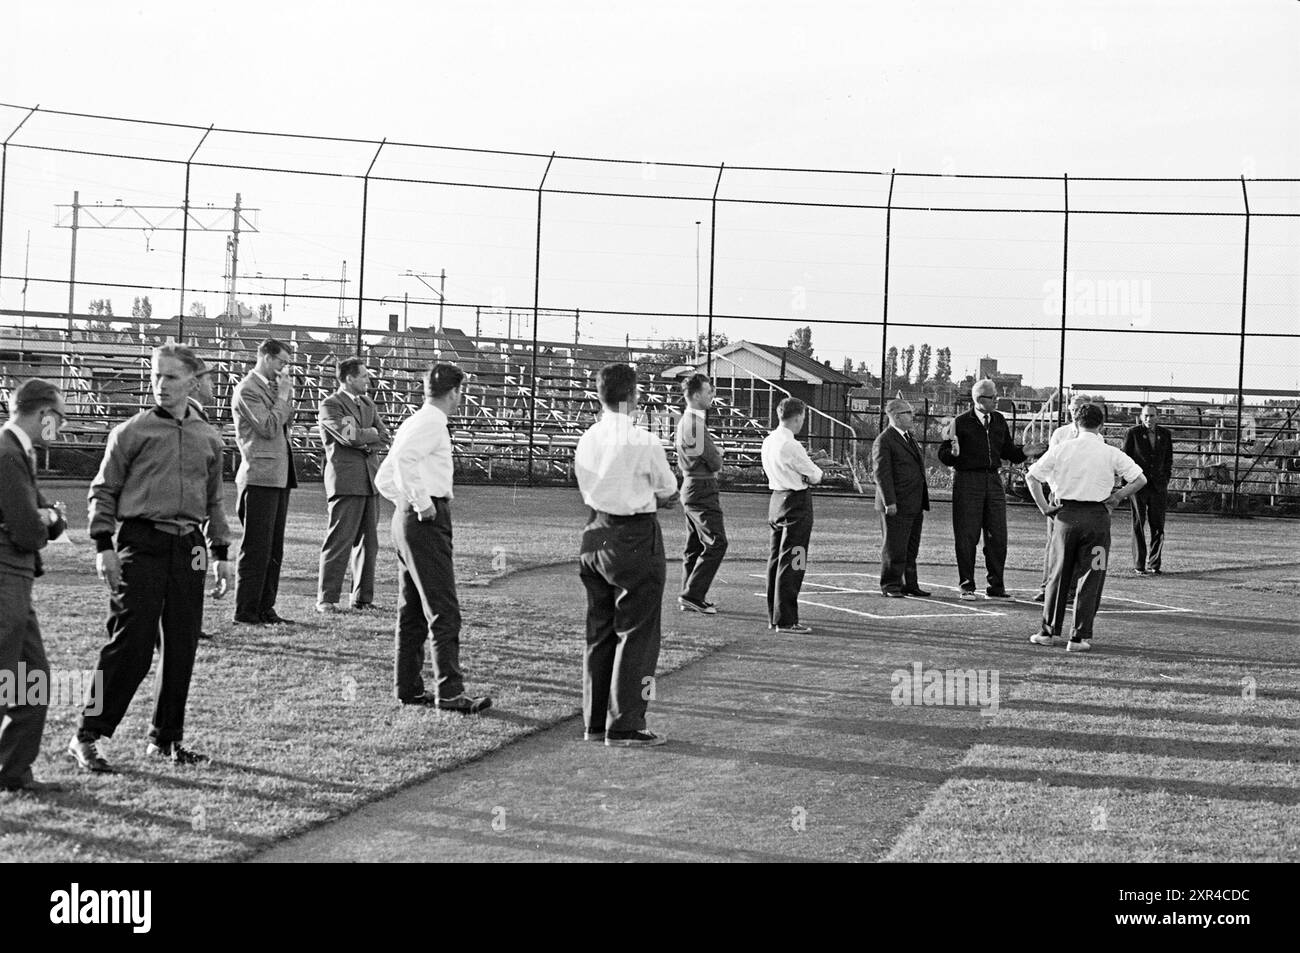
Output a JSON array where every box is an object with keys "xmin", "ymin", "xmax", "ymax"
[
  {"xmin": 375, "ymin": 363, "xmax": 491, "ymax": 714},
  {"xmin": 575, "ymin": 363, "xmax": 678, "ymax": 748},
  {"xmin": 761, "ymin": 397, "xmax": 823, "ymax": 633},
  {"xmin": 1031, "ymin": 394, "xmax": 1088, "ymax": 603},
  {"xmin": 1025, "ymin": 403, "xmax": 1146, "ymax": 653}
]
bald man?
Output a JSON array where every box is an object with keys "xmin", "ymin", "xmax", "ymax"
[{"xmin": 871, "ymin": 399, "xmax": 930, "ymax": 598}]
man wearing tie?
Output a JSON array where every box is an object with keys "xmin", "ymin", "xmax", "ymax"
[
  {"xmin": 1122, "ymin": 404, "xmax": 1174, "ymax": 575},
  {"xmin": 575, "ymin": 363, "xmax": 678, "ymax": 748},
  {"xmin": 871, "ymin": 399, "xmax": 930, "ymax": 598},
  {"xmin": 675, "ymin": 373, "xmax": 727, "ymax": 615},
  {"xmin": 316, "ymin": 358, "xmax": 390, "ymax": 614},
  {"xmin": 0, "ymin": 379, "xmax": 68, "ymax": 793},
  {"xmin": 938, "ymin": 379, "xmax": 1028, "ymax": 600},
  {"xmin": 761, "ymin": 397, "xmax": 823, "ymax": 633},
  {"xmin": 376, "ymin": 363, "xmax": 491, "ymax": 714},
  {"xmin": 232, "ymin": 338, "xmax": 297, "ymax": 627}
]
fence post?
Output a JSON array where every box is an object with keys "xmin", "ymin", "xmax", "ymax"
[
  {"xmin": 879, "ymin": 169, "xmax": 896, "ymax": 432},
  {"xmin": 527, "ymin": 152, "xmax": 556, "ymax": 485},
  {"xmin": 1229, "ymin": 176, "xmax": 1252, "ymax": 514},
  {"xmin": 356, "ymin": 138, "xmax": 387, "ymax": 355},
  {"xmin": 1057, "ymin": 172, "xmax": 1069, "ymax": 427},
  {"xmin": 706, "ymin": 163, "xmax": 725, "ymax": 372},
  {"xmin": 0, "ymin": 106, "xmax": 39, "ymax": 313},
  {"xmin": 179, "ymin": 124, "xmax": 213, "ymax": 342}
]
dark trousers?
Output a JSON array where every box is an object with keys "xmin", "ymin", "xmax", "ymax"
[
  {"xmin": 879, "ymin": 509, "xmax": 923, "ymax": 594},
  {"xmin": 1131, "ymin": 485, "xmax": 1167, "ymax": 571},
  {"xmin": 392, "ymin": 500, "xmax": 464, "ymax": 701},
  {"xmin": 951, "ymin": 470, "xmax": 1007, "ymax": 593},
  {"xmin": 0, "ymin": 573, "xmax": 48, "ymax": 787},
  {"xmin": 579, "ymin": 511, "xmax": 665, "ymax": 733},
  {"xmin": 1041, "ymin": 502, "xmax": 1111, "ymax": 643},
  {"xmin": 236, "ymin": 485, "xmax": 290, "ymax": 621},
  {"xmin": 767, "ymin": 489, "xmax": 813, "ymax": 627},
  {"xmin": 317, "ymin": 493, "xmax": 379, "ymax": 607},
  {"xmin": 680, "ymin": 479, "xmax": 728, "ymax": 604},
  {"xmin": 80, "ymin": 522, "xmax": 206, "ymax": 744},
  {"xmin": 1037, "ymin": 516, "xmax": 1079, "ymax": 600}
]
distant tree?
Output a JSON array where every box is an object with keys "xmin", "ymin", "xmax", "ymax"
[
  {"xmin": 900, "ymin": 345, "xmax": 916, "ymax": 386},
  {"xmin": 258, "ymin": 303, "xmax": 273, "ymax": 323},
  {"xmin": 885, "ymin": 346, "xmax": 898, "ymax": 391},
  {"xmin": 189, "ymin": 302, "xmax": 207, "ymax": 319},
  {"xmin": 934, "ymin": 347, "xmax": 952, "ymax": 384},
  {"xmin": 842, "ymin": 356, "xmax": 854, "ymax": 376},
  {"xmin": 658, "ymin": 331, "xmax": 728, "ymax": 366},
  {"xmin": 916, "ymin": 343, "xmax": 932, "ymax": 385},
  {"xmin": 789, "ymin": 326, "xmax": 814, "ymax": 357},
  {"xmin": 85, "ymin": 298, "xmax": 114, "ymax": 331},
  {"xmin": 131, "ymin": 295, "xmax": 152, "ymax": 321},
  {"xmin": 856, "ymin": 360, "xmax": 870, "ymax": 375}
]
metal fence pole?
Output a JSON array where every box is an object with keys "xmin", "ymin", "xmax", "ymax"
[
  {"xmin": 706, "ymin": 163, "xmax": 724, "ymax": 372},
  {"xmin": 178, "ymin": 125, "xmax": 213, "ymax": 342},
  {"xmin": 527, "ymin": 152, "xmax": 556, "ymax": 485},
  {"xmin": 1057, "ymin": 172, "xmax": 1069, "ymax": 426},
  {"xmin": 0, "ymin": 106, "xmax": 39, "ymax": 310},
  {"xmin": 356, "ymin": 139, "xmax": 387, "ymax": 355},
  {"xmin": 1232, "ymin": 176, "xmax": 1251, "ymax": 513},
  {"xmin": 878, "ymin": 169, "xmax": 896, "ymax": 430}
]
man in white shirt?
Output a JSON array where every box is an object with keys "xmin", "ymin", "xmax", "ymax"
[
  {"xmin": 575, "ymin": 363, "xmax": 678, "ymax": 748},
  {"xmin": 761, "ymin": 397, "xmax": 824, "ymax": 634},
  {"xmin": 1031, "ymin": 395, "xmax": 1089, "ymax": 603},
  {"xmin": 375, "ymin": 363, "xmax": 491, "ymax": 714},
  {"xmin": 1025, "ymin": 404, "xmax": 1146, "ymax": 652}
]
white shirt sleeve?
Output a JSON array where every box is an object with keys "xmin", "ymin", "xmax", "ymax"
[
  {"xmin": 785, "ymin": 438, "xmax": 823, "ymax": 484},
  {"xmin": 1027, "ymin": 444, "xmax": 1058, "ymax": 482},
  {"xmin": 1112, "ymin": 446, "xmax": 1144, "ymax": 483}
]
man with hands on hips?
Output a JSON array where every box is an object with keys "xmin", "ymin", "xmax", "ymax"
[{"xmin": 69, "ymin": 345, "xmax": 233, "ymax": 774}]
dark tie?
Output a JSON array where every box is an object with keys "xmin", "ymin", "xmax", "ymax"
[{"xmin": 905, "ymin": 432, "xmax": 919, "ymax": 455}]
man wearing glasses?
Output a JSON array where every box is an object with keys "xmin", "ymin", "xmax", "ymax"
[{"xmin": 937, "ymin": 379, "xmax": 1028, "ymax": 600}]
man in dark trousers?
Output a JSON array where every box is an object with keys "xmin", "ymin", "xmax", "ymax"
[
  {"xmin": 575, "ymin": 363, "xmax": 678, "ymax": 748},
  {"xmin": 937, "ymin": 379, "xmax": 1028, "ymax": 600},
  {"xmin": 872, "ymin": 398, "xmax": 930, "ymax": 598},
  {"xmin": 232, "ymin": 337, "xmax": 297, "ymax": 626},
  {"xmin": 761, "ymin": 397, "xmax": 824, "ymax": 633},
  {"xmin": 375, "ymin": 363, "xmax": 491, "ymax": 714},
  {"xmin": 1026, "ymin": 404, "xmax": 1146, "ymax": 653},
  {"xmin": 0, "ymin": 379, "xmax": 68, "ymax": 793},
  {"xmin": 317, "ymin": 357, "xmax": 390, "ymax": 614},
  {"xmin": 1122, "ymin": 404, "xmax": 1174, "ymax": 575},
  {"xmin": 675, "ymin": 373, "xmax": 727, "ymax": 614},
  {"xmin": 69, "ymin": 345, "xmax": 233, "ymax": 772}
]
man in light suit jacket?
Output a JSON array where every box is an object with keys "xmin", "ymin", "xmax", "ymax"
[
  {"xmin": 1122, "ymin": 404, "xmax": 1175, "ymax": 574},
  {"xmin": 674, "ymin": 373, "xmax": 728, "ymax": 614},
  {"xmin": 316, "ymin": 357, "xmax": 390, "ymax": 613},
  {"xmin": 0, "ymin": 379, "xmax": 68, "ymax": 793},
  {"xmin": 871, "ymin": 398, "xmax": 930, "ymax": 598},
  {"xmin": 231, "ymin": 337, "xmax": 297, "ymax": 626}
]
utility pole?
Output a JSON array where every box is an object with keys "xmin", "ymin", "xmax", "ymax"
[
  {"xmin": 695, "ymin": 219, "xmax": 701, "ymax": 361},
  {"xmin": 403, "ymin": 269, "xmax": 447, "ymax": 332},
  {"xmin": 574, "ymin": 308, "xmax": 580, "ymax": 347},
  {"xmin": 224, "ymin": 192, "xmax": 243, "ymax": 320},
  {"xmin": 337, "ymin": 260, "xmax": 351, "ymax": 327},
  {"xmin": 66, "ymin": 191, "xmax": 79, "ymax": 333}
]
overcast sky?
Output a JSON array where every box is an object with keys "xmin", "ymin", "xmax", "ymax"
[{"xmin": 2, "ymin": 0, "xmax": 1297, "ymax": 395}]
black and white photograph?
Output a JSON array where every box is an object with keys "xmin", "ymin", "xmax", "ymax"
[{"xmin": 0, "ymin": 0, "xmax": 1295, "ymax": 926}]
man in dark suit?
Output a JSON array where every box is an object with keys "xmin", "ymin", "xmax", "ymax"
[
  {"xmin": 0, "ymin": 379, "xmax": 68, "ymax": 794},
  {"xmin": 937, "ymin": 379, "xmax": 1028, "ymax": 600},
  {"xmin": 1122, "ymin": 404, "xmax": 1174, "ymax": 575},
  {"xmin": 231, "ymin": 337, "xmax": 297, "ymax": 626},
  {"xmin": 675, "ymin": 373, "xmax": 727, "ymax": 614},
  {"xmin": 317, "ymin": 358, "xmax": 390, "ymax": 614},
  {"xmin": 872, "ymin": 398, "xmax": 930, "ymax": 598}
]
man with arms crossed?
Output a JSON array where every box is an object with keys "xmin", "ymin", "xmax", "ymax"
[
  {"xmin": 0, "ymin": 379, "xmax": 68, "ymax": 793},
  {"xmin": 675, "ymin": 373, "xmax": 727, "ymax": 614},
  {"xmin": 1026, "ymin": 403, "xmax": 1146, "ymax": 653},
  {"xmin": 762, "ymin": 397, "xmax": 823, "ymax": 633},
  {"xmin": 575, "ymin": 363, "xmax": 678, "ymax": 748},
  {"xmin": 317, "ymin": 357, "xmax": 390, "ymax": 614},
  {"xmin": 69, "ymin": 345, "xmax": 233, "ymax": 772},
  {"xmin": 376, "ymin": 363, "xmax": 491, "ymax": 714},
  {"xmin": 232, "ymin": 337, "xmax": 296, "ymax": 626},
  {"xmin": 871, "ymin": 398, "xmax": 930, "ymax": 598}
]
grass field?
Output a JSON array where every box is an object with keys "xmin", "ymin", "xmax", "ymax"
[{"xmin": 1, "ymin": 481, "xmax": 1296, "ymax": 863}]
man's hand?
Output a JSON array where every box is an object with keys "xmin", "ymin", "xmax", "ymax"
[
  {"xmin": 210, "ymin": 560, "xmax": 234, "ymax": 599},
  {"xmin": 276, "ymin": 370, "xmax": 294, "ymax": 403},
  {"xmin": 656, "ymin": 491, "xmax": 680, "ymax": 510},
  {"xmin": 1040, "ymin": 503, "xmax": 1062, "ymax": 518},
  {"xmin": 96, "ymin": 550, "xmax": 122, "ymax": 592},
  {"xmin": 1023, "ymin": 441, "xmax": 1048, "ymax": 459},
  {"xmin": 416, "ymin": 503, "xmax": 437, "ymax": 521},
  {"xmin": 885, "ymin": 503, "xmax": 898, "ymax": 516}
]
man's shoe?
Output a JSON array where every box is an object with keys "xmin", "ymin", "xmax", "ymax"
[
  {"xmin": 232, "ymin": 615, "xmax": 264, "ymax": 626},
  {"xmin": 316, "ymin": 603, "xmax": 343, "ymax": 615},
  {"xmin": 774, "ymin": 623, "xmax": 813, "ymax": 634},
  {"xmin": 67, "ymin": 736, "xmax": 114, "ymax": 774},
  {"xmin": 1031, "ymin": 591, "xmax": 1045, "ymax": 603},
  {"xmin": 351, "ymin": 602, "xmax": 385, "ymax": 612},
  {"xmin": 903, "ymin": 588, "xmax": 931, "ymax": 598},
  {"xmin": 678, "ymin": 596, "xmax": 718, "ymax": 615},
  {"xmin": 437, "ymin": 694, "xmax": 493, "ymax": 714},
  {"xmin": 1149, "ymin": 569, "xmax": 1163, "ymax": 576},
  {"xmin": 1066, "ymin": 639, "xmax": 1092, "ymax": 653},
  {"xmin": 959, "ymin": 590, "xmax": 979, "ymax": 601},
  {"xmin": 146, "ymin": 742, "xmax": 210, "ymax": 766},
  {"xmin": 399, "ymin": 691, "xmax": 437, "ymax": 706},
  {"xmin": 605, "ymin": 730, "xmax": 667, "ymax": 748},
  {"xmin": 882, "ymin": 589, "xmax": 906, "ymax": 599},
  {"xmin": 1132, "ymin": 568, "xmax": 1150, "ymax": 576},
  {"xmin": 986, "ymin": 589, "xmax": 1012, "ymax": 599},
  {"xmin": 583, "ymin": 728, "xmax": 606, "ymax": 742},
  {"xmin": 0, "ymin": 777, "xmax": 66, "ymax": 794},
  {"xmin": 261, "ymin": 611, "xmax": 295, "ymax": 626},
  {"xmin": 1028, "ymin": 633, "xmax": 1056, "ymax": 646}
]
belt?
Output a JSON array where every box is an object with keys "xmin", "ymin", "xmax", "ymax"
[
  {"xmin": 592, "ymin": 510, "xmax": 655, "ymax": 522},
  {"xmin": 123, "ymin": 517, "xmax": 200, "ymax": 537},
  {"xmin": 771, "ymin": 487, "xmax": 809, "ymax": 494},
  {"xmin": 1060, "ymin": 499, "xmax": 1107, "ymax": 505},
  {"xmin": 957, "ymin": 467, "xmax": 1001, "ymax": 474}
]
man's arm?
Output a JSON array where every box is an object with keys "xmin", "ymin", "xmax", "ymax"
[
  {"xmin": 0, "ymin": 450, "xmax": 48, "ymax": 552},
  {"xmin": 203, "ymin": 432, "xmax": 234, "ymax": 598},
  {"xmin": 675, "ymin": 415, "xmax": 705, "ymax": 470},
  {"xmin": 1107, "ymin": 450, "xmax": 1148, "ymax": 509},
  {"xmin": 1025, "ymin": 473, "xmax": 1060, "ymax": 518},
  {"xmin": 88, "ymin": 425, "xmax": 133, "ymax": 550},
  {"xmin": 650, "ymin": 442, "xmax": 680, "ymax": 508},
  {"xmin": 937, "ymin": 417, "xmax": 960, "ymax": 466},
  {"xmin": 233, "ymin": 378, "xmax": 293, "ymax": 441},
  {"xmin": 318, "ymin": 395, "xmax": 368, "ymax": 448},
  {"xmin": 999, "ymin": 416, "xmax": 1028, "ymax": 465},
  {"xmin": 871, "ymin": 435, "xmax": 896, "ymax": 510},
  {"xmin": 787, "ymin": 439, "xmax": 824, "ymax": 485},
  {"xmin": 1159, "ymin": 430, "xmax": 1174, "ymax": 482}
]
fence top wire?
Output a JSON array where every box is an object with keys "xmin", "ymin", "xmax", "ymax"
[{"xmin": 3, "ymin": 102, "xmax": 1298, "ymax": 213}]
